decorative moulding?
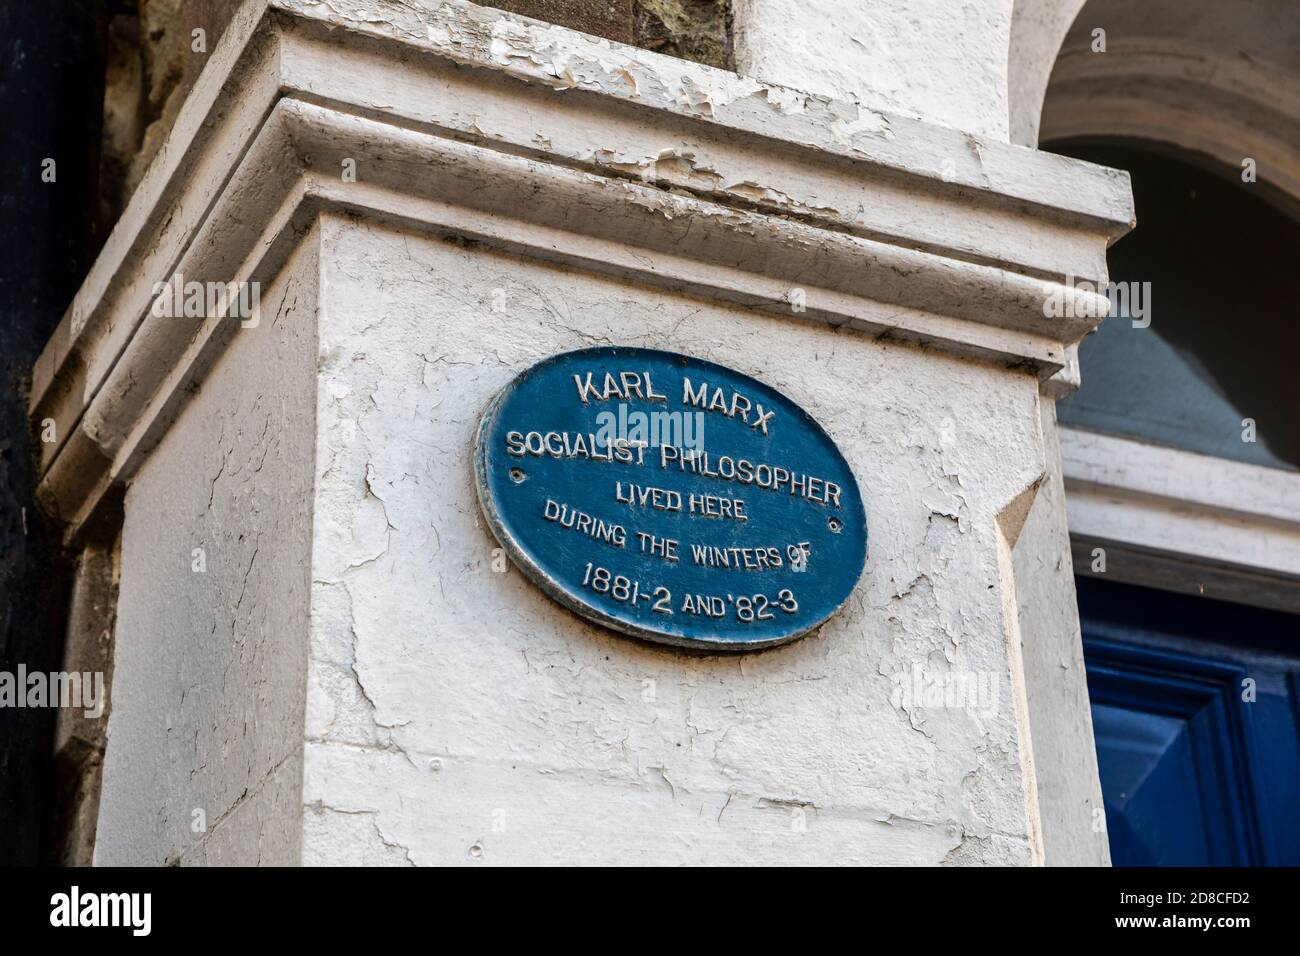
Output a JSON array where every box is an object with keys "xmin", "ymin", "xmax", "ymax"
[
  {"xmin": 1062, "ymin": 427, "xmax": 1300, "ymax": 614},
  {"xmin": 30, "ymin": 0, "xmax": 1134, "ymax": 538}
]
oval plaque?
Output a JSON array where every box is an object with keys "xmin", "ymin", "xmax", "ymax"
[{"xmin": 474, "ymin": 347, "xmax": 867, "ymax": 650}]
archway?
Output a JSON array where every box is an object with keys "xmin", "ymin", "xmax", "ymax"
[{"xmin": 1029, "ymin": 0, "xmax": 1300, "ymax": 867}]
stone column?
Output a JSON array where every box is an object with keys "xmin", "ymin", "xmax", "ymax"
[
  {"xmin": 31, "ymin": 0, "xmax": 1131, "ymax": 864},
  {"xmin": 736, "ymin": 0, "xmax": 1122, "ymax": 865}
]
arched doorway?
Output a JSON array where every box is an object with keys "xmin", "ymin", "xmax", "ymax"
[{"xmin": 1038, "ymin": 0, "xmax": 1300, "ymax": 865}]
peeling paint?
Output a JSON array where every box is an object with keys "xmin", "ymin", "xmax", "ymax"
[{"xmin": 294, "ymin": 216, "xmax": 1047, "ymax": 864}]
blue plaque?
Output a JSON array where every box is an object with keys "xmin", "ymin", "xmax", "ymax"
[{"xmin": 474, "ymin": 347, "xmax": 867, "ymax": 650}]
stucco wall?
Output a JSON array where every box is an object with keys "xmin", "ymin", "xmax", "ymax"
[
  {"xmin": 734, "ymin": 0, "xmax": 1016, "ymax": 141},
  {"xmin": 1006, "ymin": 0, "xmax": 1086, "ymax": 146},
  {"xmin": 94, "ymin": 230, "xmax": 320, "ymax": 865},
  {"xmin": 301, "ymin": 214, "xmax": 1049, "ymax": 865},
  {"xmin": 1013, "ymin": 398, "xmax": 1109, "ymax": 865}
]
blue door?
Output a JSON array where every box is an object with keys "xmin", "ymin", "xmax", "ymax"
[{"xmin": 1078, "ymin": 577, "xmax": 1300, "ymax": 866}]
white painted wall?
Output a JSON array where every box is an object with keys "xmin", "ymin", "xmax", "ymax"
[
  {"xmin": 1007, "ymin": 0, "xmax": 1088, "ymax": 146},
  {"xmin": 1014, "ymin": 399, "xmax": 1109, "ymax": 865},
  {"xmin": 95, "ymin": 232, "xmax": 320, "ymax": 865},
  {"xmin": 301, "ymin": 214, "xmax": 1048, "ymax": 865},
  {"xmin": 734, "ymin": 0, "xmax": 1017, "ymax": 141}
]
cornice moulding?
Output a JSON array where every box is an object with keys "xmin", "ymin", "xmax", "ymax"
[{"xmin": 31, "ymin": 0, "xmax": 1134, "ymax": 537}]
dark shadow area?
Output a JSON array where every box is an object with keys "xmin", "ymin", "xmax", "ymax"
[
  {"xmin": 0, "ymin": 0, "xmax": 108, "ymax": 864},
  {"xmin": 1048, "ymin": 140, "xmax": 1300, "ymax": 471}
]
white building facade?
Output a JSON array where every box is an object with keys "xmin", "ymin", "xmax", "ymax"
[{"xmin": 34, "ymin": 0, "xmax": 1300, "ymax": 866}]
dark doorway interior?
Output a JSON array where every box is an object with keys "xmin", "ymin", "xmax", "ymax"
[{"xmin": 1049, "ymin": 140, "xmax": 1300, "ymax": 473}]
